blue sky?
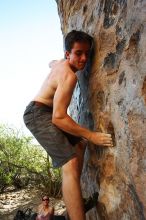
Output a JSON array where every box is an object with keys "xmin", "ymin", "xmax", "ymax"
[{"xmin": 0, "ymin": 0, "xmax": 63, "ymax": 134}]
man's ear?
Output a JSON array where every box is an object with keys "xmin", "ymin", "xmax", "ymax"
[{"xmin": 65, "ymin": 51, "xmax": 70, "ymax": 59}]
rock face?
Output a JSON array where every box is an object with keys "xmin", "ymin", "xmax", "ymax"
[{"xmin": 56, "ymin": 0, "xmax": 146, "ymax": 219}]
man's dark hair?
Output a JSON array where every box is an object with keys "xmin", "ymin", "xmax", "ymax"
[{"xmin": 64, "ymin": 30, "xmax": 93, "ymax": 52}]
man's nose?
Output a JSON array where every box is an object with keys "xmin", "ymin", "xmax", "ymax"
[{"xmin": 81, "ymin": 53, "xmax": 88, "ymax": 62}]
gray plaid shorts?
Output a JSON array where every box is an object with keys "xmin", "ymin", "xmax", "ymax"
[{"xmin": 23, "ymin": 101, "xmax": 81, "ymax": 168}]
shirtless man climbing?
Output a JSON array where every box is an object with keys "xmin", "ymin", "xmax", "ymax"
[{"xmin": 23, "ymin": 30, "xmax": 113, "ymax": 220}]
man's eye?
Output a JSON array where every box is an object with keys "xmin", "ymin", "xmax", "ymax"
[{"xmin": 76, "ymin": 52, "xmax": 82, "ymax": 56}]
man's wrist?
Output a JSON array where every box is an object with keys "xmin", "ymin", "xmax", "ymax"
[{"xmin": 83, "ymin": 130, "xmax": 92, "ymax": 142}]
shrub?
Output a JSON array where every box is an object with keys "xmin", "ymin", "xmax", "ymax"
[{"xmin": 0, "ymin": 124, "xmax": 61, "ymax": 197}]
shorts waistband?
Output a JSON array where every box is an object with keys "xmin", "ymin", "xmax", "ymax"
[{"xmin": 30, "ymin": 101, "xmax": 53, "ymax": 112}]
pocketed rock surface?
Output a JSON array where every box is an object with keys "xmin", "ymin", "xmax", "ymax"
[{"xmin": 56, "ymin": 0, "xmax": 146, "ymax": 219}]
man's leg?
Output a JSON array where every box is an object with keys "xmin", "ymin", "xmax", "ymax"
[{"xmin": 62, "ymin": 142, "xmax": 86, "ymax": 220}]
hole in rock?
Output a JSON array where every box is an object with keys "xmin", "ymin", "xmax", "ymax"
[
  {"xmin": 142, "ymin": 76, "xmax": 146, "ymax": 104},
  {"xmin": 126, "ymin": 29, "xmax": 141, "ymax": 60},
  {"xmin": 107, "ymin": 122, "xmax": 116, "ymax": 146},
  {"xmin": 119, "ymin": 71, "xmax": 125, "ymax": 85},
  {"xmin": 83, "ymin": 5, "xmax": 87, "ymax": 14},
  {"xmin": 99, "ymin": 113, "xmax": 116, "ymax": 146}
]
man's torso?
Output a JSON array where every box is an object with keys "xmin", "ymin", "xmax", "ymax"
[{"xmin": 33, "ymin": 59, "xmax": 77, "ymax": 107}]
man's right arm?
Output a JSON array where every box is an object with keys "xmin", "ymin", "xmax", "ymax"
[
  {"xmin": 52, "ymin": 72, "xmax": 91, "ymax": 138},
  {"xmin": 52, "ymin": 72, "xmax": 113, "ymax": 147}
]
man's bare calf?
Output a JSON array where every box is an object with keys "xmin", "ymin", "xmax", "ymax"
[
  {"xmin": 62, "ymin": 157, "xmax": 85, "ymax": 220},
  {"xmin": 62, "ymin": 141, "xmax": 86, "ymax": 220}
]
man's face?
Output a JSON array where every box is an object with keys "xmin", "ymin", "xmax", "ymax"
[{"xmin": 65, "ymin": 41, "xmax": 91, "ymax": 71}]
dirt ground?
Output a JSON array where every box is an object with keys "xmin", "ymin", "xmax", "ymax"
[{"xmin": 0, "ymin": 187, "xmax": 66, "ymax": 220}]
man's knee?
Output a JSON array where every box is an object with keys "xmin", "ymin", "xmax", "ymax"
[{"xmin": 62, "ymin": 157, "xmax": 80, "ymax": 178}]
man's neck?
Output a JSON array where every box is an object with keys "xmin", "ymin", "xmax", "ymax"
[{"xmin": 70, "ymin": 64, "xmax": 78, "ymax": 73}]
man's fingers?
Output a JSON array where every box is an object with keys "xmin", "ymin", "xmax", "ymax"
[
  {"xmin": 93, "ymin": 132, "xmax": 114, "ymax": 147},
  {"xmin": 103, "ymin": 136, "xmax": 112, "ymax": 142},
  {"xmin": 102, "ymin": 136, "xmax": 113, "ymax": 146},
  {"xmin": 104, "ymin": 140, "xmax": 113, "ymax": 144},
  {"xmin": 104, "ymin": 134, "xmax": 112, "ymax": 138}
]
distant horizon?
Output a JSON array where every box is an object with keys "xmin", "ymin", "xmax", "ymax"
[{"xmin": 0, "ymin": 0, "xmax": 64, "ymax": 135}]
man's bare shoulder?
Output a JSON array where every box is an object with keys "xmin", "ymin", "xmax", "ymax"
[
  {"xmin": 49, "ymin": 59, "xmax": 64, "ymax": 68},
  {"xmin": 50, "ymin": 59, "xmax": 74, "ymax": 73},
  {"xmin": 50, "ymin": 59, "xmax": 77, "ymax": 82}
]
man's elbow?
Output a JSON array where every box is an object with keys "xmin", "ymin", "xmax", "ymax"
[
  {"xmin": 52, "ymin": 117, "xmax": 59, "ymax": 125},
  {"xmin": 52, "ymin": 113, "xmax": 66, "ymax": 125}
]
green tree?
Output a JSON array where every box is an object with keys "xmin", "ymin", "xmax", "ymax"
[{"xmin": 0, "ymin": 124, "xmax": 61, "ymax": 197}]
